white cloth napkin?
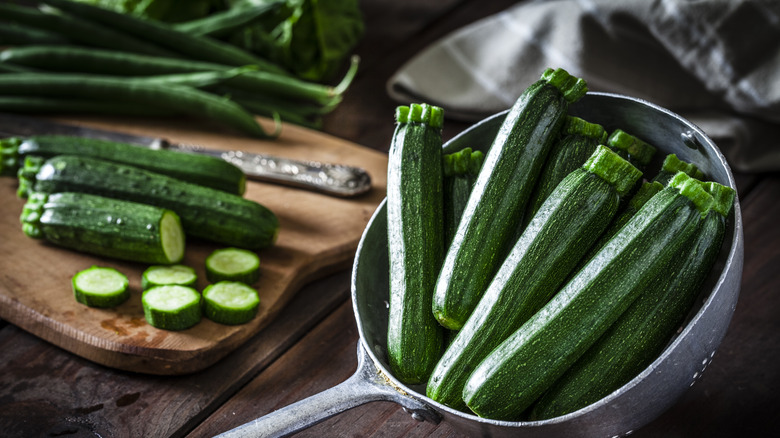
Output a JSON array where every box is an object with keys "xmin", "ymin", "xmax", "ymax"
[{"xmin": 387, "ymin": 0, "xmax": 780, "ymax": 172}]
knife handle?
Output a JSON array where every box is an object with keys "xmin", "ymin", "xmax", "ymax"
[
  {"xmin": 221, "ymin": 150, "xmax": 372, "ymax": 197},
  {"xmin": 160, "ymin": 139, "xmax": 371, "ymax": 197}
]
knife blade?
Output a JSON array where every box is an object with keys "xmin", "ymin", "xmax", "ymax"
[{"xmin": 0, "ymin": 113, "xmax": 372, "ymax": 197}]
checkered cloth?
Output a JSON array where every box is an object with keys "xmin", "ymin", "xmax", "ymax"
[{"xmin": 387, "ymin": 0, "xmax": 780, "ymax": 172}]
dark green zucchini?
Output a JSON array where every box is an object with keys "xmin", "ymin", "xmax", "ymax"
[
  {"xmin": 433, "ymin": 68, "xmax": 588, "ymax": 330},
  {"xmin": 462, "ymin": 173, "xmax": 715, "ymax": 420},
  {"xmin": 442, "ymin": 147, "xmax": 484, "ymax": 245},
  {"xmin": 1, "ymin": 135, "xmax": 246, "ymax": 195},
  {"xmin": 21, "ymin": 191, "xmax": 185, "ymax": 264},
  {"xmin": 652, "ymin": 153, "xmax": 705, "ymax": 185},
  {"xmin": 386, "ymin": 103, "xmax": 446, "ymax": 384},
  {"xmin": 23, "ymin": 155, "xmax": 278, "ymax": 250},
  {"xmin": 575, "ymin": 154, "xmax": 706, "ymax": 272},
  {"xmin": 606, "ymin": 129, "xmax": 657, "ymax": 171},
  {"xmin": 427, "ymin": 145, "xmax": 641, "ymax": 410},
  {"xmin": 525, "ymin": 116, "xmax": 607, "ymax": 220},
  {"xmin": 529, "ymin": 176, "xmax": 734, "ymax": 420}
]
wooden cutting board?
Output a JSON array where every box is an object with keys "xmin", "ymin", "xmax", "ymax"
[{"xmin": 0, "ymin": 115, "xmax": 388, "ymax": 375}]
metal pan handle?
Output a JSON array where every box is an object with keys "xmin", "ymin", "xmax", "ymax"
[{"xmin": 214, "ymin": 343, "xmax": 439, "ymax": 437}]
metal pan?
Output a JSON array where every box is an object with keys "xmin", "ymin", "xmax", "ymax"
[{"xmin": 216, "ymin": 92, "xmax": 744, "ymax": 437}]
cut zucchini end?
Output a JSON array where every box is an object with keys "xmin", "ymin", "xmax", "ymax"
[
  {"xmin": 142, "ymin": 264, "xmax": 197, "ymax": 290},
  {"xmin": 142, "ymin": 285, "xmax": 201, "ymax": 331},
  {"xmin": 72, "ymin": 266, "xmax": 130, "ymax": 308},
  {"xmin": 606, "ymin": 129, "xmax": 657, "ymax": 167},
  {"xmin": 205, "ymin": 247, "xmax": 261, "ymax": 284},
  {"xmin": 202, "ymin": 281, "xmax": 260, "ymax": 325},
  {"xmin": 160, "ymin": 211, "xmax": 185, "ymax": 264},
  {"xmin": 583, "ymin": 145, "xmax": 643, "ymax": 196},
  {"xmin": 670, "ymin": 172, "xmax": 715, "ymax": 218}
]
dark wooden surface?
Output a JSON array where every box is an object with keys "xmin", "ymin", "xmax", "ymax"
[{"xmin": 1, "ymin": 0, "xmax": 779, "ymax": 437}]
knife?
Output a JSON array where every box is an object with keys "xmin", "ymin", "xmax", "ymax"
[{"xmin": 0, "ymin": 113, "xmax": 372, "ymax": 197}]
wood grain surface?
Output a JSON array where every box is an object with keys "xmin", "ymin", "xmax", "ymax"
[
  {"xmin": 0, "ymin": 115, "xmax": 387, "ymax": 375},
  {"xmin": 1, "ymin": 0, "xmax": 777, "ymax": 437}
]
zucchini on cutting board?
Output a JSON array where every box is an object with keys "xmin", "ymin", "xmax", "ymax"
[{"xmin": 0, "ymin": 115, "xmax": 388, "ymax": 375}]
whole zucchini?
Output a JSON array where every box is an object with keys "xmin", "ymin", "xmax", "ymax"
[
  {"xmin": 524, "ymin": 115, "xmax": 608, "ymax": 220},
  {"xmin": 1, "ymin": 135, "xmax": 246, "ymax": 195},
  {"xmin": 24, "ymin": 155, "xmax": 278, "ymax": 250},
  {"xmin": 427, "ymin": 146, "xmax": 641, "ymax": 410},
  {"xmin": 529, "ymin": 176, "xmax": 735, "ymax": 420},
  {"xmin": 462, "ymin": 172, "xmax": 716, "ymax": 420},
  {"xmin": 386, "ymin": 103, "xmax": 446, "ymax": 384},
  {"xmin": 442, "ymin": 147, "xmax": 484, "ymax": 246},
  {"xmin": 433, "ymin": 67, "xmax": 588, "ymax": 330},
  {"xmin": 21, "ymin": 191, "xmax": 185, "ymax": 264}
]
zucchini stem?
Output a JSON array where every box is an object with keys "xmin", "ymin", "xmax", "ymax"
[{"xmin": 540, "ymin": 67, "xmax": 588, "ymax": 103}]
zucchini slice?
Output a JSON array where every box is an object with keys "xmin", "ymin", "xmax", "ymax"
[
  {"xmin": 142, "ymin": 264, "xmax": 198, "ymax": 290},
  {"xmin": 205, "ymin": 247, "xmax": 261, "ymax": 284},
  {"xmin": 142, "ymin": 285, "xmax": 201, "ymax": 331},
  {"xmin": 72, "ymin": 266, "xmax": 130, "ymax": 308},
  {"xmin": 202, "ymin": 281, "xmax": 260, "ymax": 325}
]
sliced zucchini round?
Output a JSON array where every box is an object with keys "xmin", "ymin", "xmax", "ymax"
[
  {"xmin": 72, "ymin": 265, "xmax": 130, "ymax": 308},
  {"xmin": 142, "ymin": 285, "xmax": 201, "ymax": 330},
  {"xmin": 205, "ymin": 247, "xmax": 261, "ymax": 284},
  {"xmin": 142, "ymin": 264, "xmax": 198, "ymax": 290},
  {"xmin": 202, "ymin": 281, "xmax": 260, "ymax": 325}
]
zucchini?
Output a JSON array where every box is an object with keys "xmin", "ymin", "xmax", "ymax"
[
  {"xmin": 529, "ymin": 177, "xmax": 735, "ymax": 420},
  {"xmin": 427, "ymin": 146, "xmax": 641, "ymax": 410},
  {"xmin": 575, "ymin": 154, "xmax": 705, "ymax": 273},
  {"xmin": 72, "ymin": 266, "xmax": 130, "ymax": 308},
  {"xmin": 462, "ymin": 172, "xmax": 715, "ymax": 420},
  {"xmin": 386, "ymin": 103, "xmax": 446, "ymax": 384},
  {"xmin": 524, "ymin": 116, "xmax": 608, "ymax": 220},
  {"xmin": 652, "ymin": 153, "xmax": 705, "ymax": 185},
  {"xmin": 142, "ymin": 264, "xmax": 198, "ymax": 290},
  {"xmin": 22, "ymin": 155, "xmax": 278, "ymax": 250},
  {"xmin": 433, "ymin": 68, "xmax": 588, "ymax": 330},
  {"xmin": 142, "ymin": 285, "xmax": 202, "ymax": 330},
  {"xmin": 0, "ymin": 135, "xmax": 247, "ymax": 195},
  {"xmin": 21, "ymin": 191, "xmax": 185, "ymax": 264},
  {"xmin": 606, "ymin": 129, "xmax": 657, "ymax": 170},
  {"xmin": 205, "ymin": 247, "xmax": 261, "ymax": 284},
  {"xmin": 202, "ymin": 281, "xmax": 261, "ymax": 325},
  {"xmin": 442, "ymin": 147, "xmax": 484, "ymax": 245}
]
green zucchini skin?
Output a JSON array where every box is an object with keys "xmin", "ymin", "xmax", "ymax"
[
  {"xmin": 442, "ymin": 147, "xmax": 484, "ymax": 246},
  {"xmin": 21, "ymin": 191, "xmax": 185, "ymax": 264},
  {"xmin": 427, "ymin": 146, "xmax": 640, "ymax": 410},
  {"xmin": 529, "ymin": 204, "xmax": 728, "ymax": 420},
  {"xmin": 386, "ymin": 103, "xmax": 446, "ymax": 384},
  {"xmin": 27, "ymin": 155, "xmax": 278, "ymax": 250},
  {"xmin": 3, "ymin": 135, "xmax": 246, "ymax": 195},
  {"xmin": 433, "ymin": 68, "xmax": 587, "ymax": 331},
  {"xmin": 524, "ymin": 116, "xmax": 607, "ymax": 220},
  {"xmin": 462, "ymin": 178, "xmax": 713, "ymax": 420}
]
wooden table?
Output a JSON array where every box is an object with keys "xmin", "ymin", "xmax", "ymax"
[{"xmin": 1, "ymin": 1, "xmax": 778, "ymax": 436}]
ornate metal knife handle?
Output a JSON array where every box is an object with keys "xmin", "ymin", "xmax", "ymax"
[
  {"xmin": 168, "ymin": 143, "xmax": 372, "ymax": 197},
  {"xmin": 220, "ymin": 150, "xmax": 372, "ymax": 197}
]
